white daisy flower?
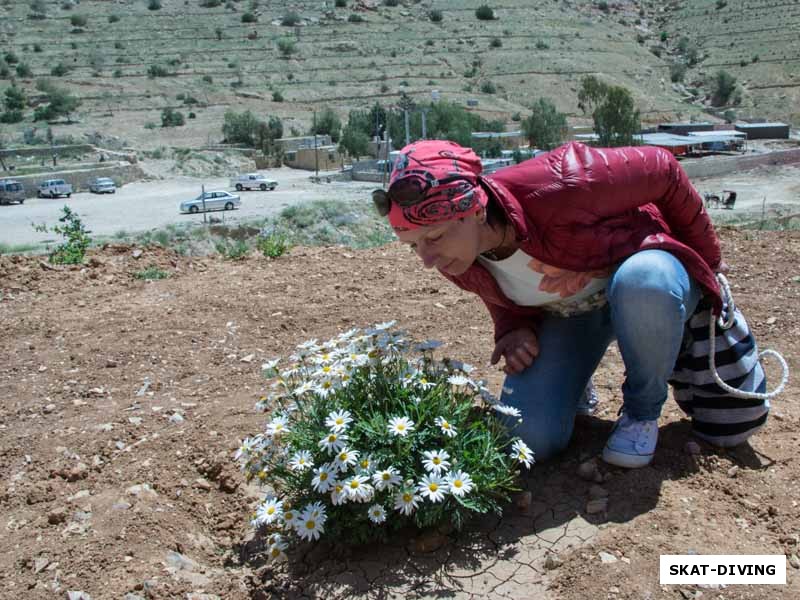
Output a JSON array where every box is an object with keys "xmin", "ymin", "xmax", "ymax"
[
  {"xmin": 387, "ymin": 416, "xmax": 415, "ymax": 437},
  {"xmin": 302, "ymin": 501, "xmax": 328, "ymax": 525},
  {"xmin": 417, "ymin": 376, "xmax": 435, "ymax": 390},
  {"xmin": 417, "ymin": 474, "xmax": 448, "ymax": 503},
  {"xmin": 502, "ymin": 385, "xmax": 515, "ymax": 395},
  {"xmin": 234, "ymin": 437, "xmax": 256, "ymax": 462},
  {"xmin": 367, "ymin": 504, "xmax": 387, "ymax": 524},
  {"xmin": 293, "ymin": 380, "xmax": 315, "ymax": 396},
  {"xmin": 337, "ymin": 328, "xmax": 359, "ymax": 342},
  {"xmin": 511, "ymin": 439, "xmax": 534, "ymax": 469},
  {"xmin": 446, "ymin": 470, "xmax": 475, "ymax": 497},
  {"xmin": 394, "ymin": 489, "xmax": 420, "ymax": 516},
  {"xmin": 266, "ymin": 415, "xmax": 290, "ymax": 437},
  {"xmin": 333, "ymin": 447, "xmax": 360, "ymax": 472},
  {"xmin": 372, "ymin": 466, "xmax": 402, "ymax": 491},
  {"xmin": 415, "ymin": 339, "xmax": 443, "ymax": 352},
  {"xmin": 325, "ymin": 409, "xmax": 354, "ymax": 433},
  {"xmin": 492, "ymin": 403, "xmax": 522, "ymax": 418},
  {"xmin": 281, "ymin": 506, "xmax": 299, "ymax": 530},
  {"xmin": 266, "ymin": 532, "xmax": 284, "ymax": 547},
  {"xmin": 435, "ymin": 416, "xmax": 457, "ymax": 438},
  {"xmin": 369, "ymin": 320, "xmax": 397, "ymax": 333},
  {"xmin": 357, "ymin": 454, "xmax": 376, "ymax": 474},
  {"xmin": 296, "ymin": 512, "xmax": 325, "ymax": 541},
  {"xmin": 314, "ymin": 379, "xmax": 337, "ymax": 398},
  {"xmin": 318, "ymin": 431, "xmax": 348, "ymax": 454},
  {"xmin": 288, "ymin": 450, "xmax": 313, "ymax": 472},
  {"xmin": 330, "ymin": 482, "xmax": 347, "ymax": 506},
  {"xmin": 421, "ymin": 449, "xmax": 451, "ymax": 475},
  {"xmin": 267, "ymin": 538, "xmax": 288, "ymax": 563},
  {"xmin": 255, "ymin": 497, "xmax": 283, "ymax": 525},
  {"xmin": 261, "ymin": 359, "xmax": 280, "ymax": 378},
  {"xmin": 447, "ymin": 374, "xmax": 471, "ymax": 387},
  {"xmin": 311, "ymin": 464, "xmax": 335, "ymax": 493},
  {"xmin": 343, "ymin": 474, "xmax": 372, "ymax": 502},
  {"xmin": 297, "ymin": 338, "xmax": 319, "ymax": 352}
]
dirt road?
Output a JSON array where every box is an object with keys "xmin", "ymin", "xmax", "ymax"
[{"xmin": 0, "ymin": 166, "xmax": 377, "ymax": 246}]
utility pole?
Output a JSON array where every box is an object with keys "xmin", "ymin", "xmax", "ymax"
[
  {"xmin": 421, "ymin": 108, "xmax": 428, "ymax": 139},
  {"xmin": 403, "ymin": 109, "xmax": 410, "ymax": 146},
  {"xmin": 313, "ymin": 110, "xmax": 319, "ymax": 179},
  {"xmin": 201, "ymin": 183, "xmax": 207, "ymax": 224}
]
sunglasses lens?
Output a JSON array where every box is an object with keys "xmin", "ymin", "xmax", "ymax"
[
  {"xmin": 371, "ymin": 189, "xmax": 390, "ymax": 216},
  {"xmin": 389, "ymin": 178, "xmax": 426, "ymax": 207}
]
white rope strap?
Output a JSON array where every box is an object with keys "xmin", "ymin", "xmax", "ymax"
[{"xmin": 708, "ymin": 273, "xmax": 789, "ymax": 400}]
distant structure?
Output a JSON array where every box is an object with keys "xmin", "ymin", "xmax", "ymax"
[
  {"xmin": 657, "ymin": 122, "xmax": 715, "ymax": 136},
  {"xmin": 734, "ymin": 122, "xmax": 790, "ymax": 140},
  {"xmin": 284, "ymin": 145, "xmax": 341, "ymax": 171},
  {"xmin": 471, "ymin": 130, "xmax": 525, "ymax": 152},
  {"xmin": 276, "ymin": 135, "xmax": 333, "ymax": 153}
]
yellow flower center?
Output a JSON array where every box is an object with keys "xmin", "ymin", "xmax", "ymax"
[
  {"xmin": 271, "ymin": 548, "xmax": 280, "ymax": 558},
  {"xmin": 397, "ymin": 424, "xmax": 405, "ymax": 431},
  {"xmin": 421, "ymin": 378, "xmax": 428, "ymax": 384},
  {"xmin": 433, "ymin": 457, "xmax": 441, "ymax": 465},
  {"xmin": 323, "ymin": 381, "xmax": 332, "ymax": 389},
  {"xmin": 429, "ymin": 483, "xmax": 438, "ymax": 492},
  {"xmin": 339, "ymin": 452, "xmax": 348, "ymax": 461},
  {"xmin": 322, "ymin": 365, "xmax": 331, "ymax": 373},
  {"xmin": 360, "ymin": 459, "xmax": 369, "ymax": 468},
  {"xmin": 319, "ymin": 472, "xmax": 328, "ymax": 481},
  {"xmin": 335, "ymin": 484, "xmax": 343, "ymax": 493},
  {"xmin": 453, "ymin": 480, "xmax": 463, "ymax": 488},
  {"xmin": 267, "ymin": 507, "xmax": 275, "ymax": 515},
  {"xmin": 258, "ymin": 471, "xmax": 267, "ymax": 481},
  {"xmin": 442, "ymin": 422, "xmax": 450, "ymax": 429},
  {"xmin": 274, "ymin": 424, "xmax": 283, "ymax": 431},
  {"xmin": 285, "ymin": 511, "xmax": 294, "ymax": 520},
  {"xmin": 403, "ymin": 493, "xmax": 412, "ymax": 502},
  {"xmin": 305, "ymin": 520, "xmax": 316, "ymax": 530},
  {"xmin": 350, "ymin": 480, "xmax": 360, "ymax": 489},
  {"xmin": 336, "ymin": 418, "xmax": 344, "ymax": 425},
  {"xmin": 328, "ymin": 434, "xmax": 337, "ymax": 442},
  {"xmin": 382, "ymin": 473, "xmax": 390, "ymax": 481}
]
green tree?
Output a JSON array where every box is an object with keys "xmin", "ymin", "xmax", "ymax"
[
  {"xmin": 33, "ymin": 82, "xmax": 81, "ymax": 121},
  {"xmin": 310, "ymin": 107, "xmax": 342, "ymax": 143},
  {"xmin": 255, "ymin": 115, "xmax": 283, "ymax": 154},
  {"xmin": 521, "ymin": 98, "xmax": 568, "ymax": 150},
  {"xmin": 711, "ymin": 70, "xmax": 737, "ymax": 106},
  {"xmin": 276, "ymin": 38, "xmax": 296, "ymax": 57},
  {"xmin": 339, "ymin": 125, "xmax": 370, "ymax": 160},
  {"xmin": 222, "ymin": 109, "xmax": 262, "ymax": 145},
  {"xmin": 578, "ymin": 76, "xmax": 640, "ymax": 147},
  {"xmin": 475, "ymin": 5, "xmax": 495, "ymax": 20},
  {"xmin": 4, "ymin": 85, "xmax": 27, "ymax": 111},
  {"xmin": 161, "ymin": 107, "xmax": 185, "ymax": 127}
]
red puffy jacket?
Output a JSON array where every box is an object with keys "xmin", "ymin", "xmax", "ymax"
[{"xmin": 439, "ymin": 142, "xmax": 723, "ymax": 342}]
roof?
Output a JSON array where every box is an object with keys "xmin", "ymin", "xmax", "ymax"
[
  {"xmin": 685, "ymin": 132, "xmax": 747, "ymax": 143},
  {"xmin": 735, "ymin": 122, "xmax": 788, "ymax": 128},
  {"xmin": 686, "ymin": 130, "xmax": 746, "ymax": 138},
  {"xmin": 639, "ymin": 133, "xmax": 702, "ymax": 147},
  {"xmin": 471, "ymin": 131, "xmax": 523, "ymax": 139},
  {"xmin": 659, "ymin": 122, "xmax": 714, "ymax": 127}
]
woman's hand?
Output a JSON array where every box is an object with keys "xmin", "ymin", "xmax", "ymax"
[{"xmin": 490, "ymin": 328, "xmax": 539, "ymax": 375}]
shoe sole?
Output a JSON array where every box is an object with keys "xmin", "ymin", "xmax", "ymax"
[{"xmin": 602, "ymin": 446, "xmax": 654, "ymax": 469}]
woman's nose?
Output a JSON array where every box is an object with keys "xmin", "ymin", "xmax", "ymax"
[{"xmin": 416, "ymin": 246, "xmax": 438, "ymax": 269}]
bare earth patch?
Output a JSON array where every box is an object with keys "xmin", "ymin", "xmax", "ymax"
[{"xmin": 1, "ymin": 229, "xmax": 798, "ymax": 599}]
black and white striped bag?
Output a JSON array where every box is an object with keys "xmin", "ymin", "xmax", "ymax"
[{"xmin": 669, "ymin": 275, "xmax": 789, "ymax": 447}]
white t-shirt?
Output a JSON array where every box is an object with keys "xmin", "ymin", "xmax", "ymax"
[{"xmin": 477, "ymin": 249, "xmax": 610, "ymax": 315}]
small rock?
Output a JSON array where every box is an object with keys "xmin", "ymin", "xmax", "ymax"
[
  {"xmin": 621, "ymin": 556, "xmax": 631, "ymax": 564},
  {"xmin": 66, "ymin": 592, "xmax": 92, "ymax": 600},
  {"xmin": 766, "ymin": 316, "xmax": 777, "ymax": 325},
  {"xmin": 43, "ymin": 404, "xmax": 57, "ymax": 414},
  {"xmin": 684, "ymin": 440, "xmax": 701, "ymax": 455},
  {"xmin": 96, "ymin": 423, "xmax": 114, "ymax": 432},
  {"xmin": 599, "ymin": 551, "xmax": 618, "ymax": 564},
  {"xmin": 219, "ymin": 476, "xmax": 239, "ymax": 494},
  {"xmin": 128, "ymin": 417, "xmax": 142, "ymax": 426},
  {"xmin": 587, "ymin": 498, "xmax": 608, "ymax": 514},
  {"xmin": 194, "ymin": 478, "xmax": 212, "ymax": 491},
  {"xmin": 514, "ymin": 490, "xmax": 532, "ymax": 510},
  {"xmin": 132, "ymin": 249, "xmax": 143, "ymax": 259},
  {"xmin": 67, "ymin": 490, "xmax": 90, "ymax": 502},
  {"xmin": 543, "ymin": 553, "xmax": 562, "ymax": 570},
  {"xmin": 126, "ymin": 483, "xmax": 158, "ymax": 499},
  {"xmin": 169, "ymin": 412, "xmax": 185, "ymax": 424},
  {"xmin": 240, "ymin": 354, "xmax": 255, "ymax": 363},
  {"xmin": 728, "ymin": 465, "xmax": 739, "ymax": 478},
  {"xmin": 577, "ymin": 459, "xmax": 598, "ymax": 482},
  {"xmin": 48, "ymin": 509, "xmax": 69, "ymax": 526},
  {"xmin": 105, "ymin": 359, "xmax": 118, "ymax": 368},
  {"xmin": 609, "ymin": 587, "xmax": 620, "ymax": 594},
  {"xmin": 411, "ymin": 530, "xmax": 449, "ymax": 553},
  {"xmin": 186, "ymin": 594, "xmax": 221, "ymax": 600},
  {"xmin": 789, "ymin": 554, "xmax": 800, "ymax": 569},
  {"xmin": 66, "ymin": 464, "xmax": 88, "ymax": 481},
  {"xmin": 112, "ymin": 500, "xmax": 132, "ymax": 511},
  {"xmin": 588, "ymin": 484, "xmax": 609, "ymax": 499},
  {"xmin": 33, "ymin": 556, "xmax": 50, "ymax": 573},
  {"xmin": 124, "ymin": 594, "xmax": 146, "ymax": 600}
]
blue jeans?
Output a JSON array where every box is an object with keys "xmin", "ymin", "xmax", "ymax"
[{"xmin": 499, "ymin": 250, "xmax": 703, "ymax": 462}]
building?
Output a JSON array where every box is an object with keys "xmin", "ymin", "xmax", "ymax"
[
  {"xmin": 284, "ymin": 145, "xmax": 341, "ymax": 171},
  {"xmin": 734, "ymin": 122, "xmax": 790, "ymax": 140},
  {"xmin": 657, "ymin": 122, "xmax": 715, "ymax": 136},
  {"xmin": 276, "ymin": 135, "xmax": 333, "ymax": 153}
]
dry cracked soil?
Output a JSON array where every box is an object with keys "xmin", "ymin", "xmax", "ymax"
[{"xmin": 1, "ymin": 229, "xmax": 799, "ymax": 600}]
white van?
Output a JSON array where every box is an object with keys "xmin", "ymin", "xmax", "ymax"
[
  {"xmin": 0, "ymin": 179, "xmax": 26, "ymax": 205},
  {"xmin": 37, "ymin": 178, "xmax": 73, "ymax": 198},
  {"xmin": 230, "ymin": 173, "xmax": 278, "ymax": 191}
]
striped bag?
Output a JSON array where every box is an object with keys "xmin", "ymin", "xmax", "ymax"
[{"xmin": 669, "ymin": 275, "xmax": 789, "ymax": 447}]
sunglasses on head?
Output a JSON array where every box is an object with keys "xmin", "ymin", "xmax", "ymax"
[{"xmin": 372, "ymin": 173, "xmax": 475, "ymax": 217}]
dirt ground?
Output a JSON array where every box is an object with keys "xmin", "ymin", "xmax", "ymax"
[{"xmin": 1, "ymin": 228, "xmax": 799, "ymax": 600}]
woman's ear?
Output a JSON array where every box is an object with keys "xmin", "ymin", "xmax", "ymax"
[{"xmin": 476, "ymin": 207, "xmax": 487, "ymax": 225}]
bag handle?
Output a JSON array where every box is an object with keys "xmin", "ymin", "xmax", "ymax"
[{"xmin": 708, "ymin": 273, "xmax": 789, "ymax": 400}]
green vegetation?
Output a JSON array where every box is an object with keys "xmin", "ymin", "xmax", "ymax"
[
  {"xmin": 339, "ymin": 123, "xmax": 370, "ymax": 160},
  {"xmin": 215, "ymin": 239, "xmax": 249, "ymax": 260},
  {"xmin": 480, "ymin": 81, "xmax": 497, "ymax": 94},
  {"xmin": 134, "ymin": 265, "xmax": 170, "ymax": 280},
  {"xmin": 257, "ymin": 229, "xmax": 291, "ymax": 258},
  {"xmin": 147, "ymin": 64, "xmax": 171, "ymax": 78},
  {"xmin": 281, "ymin": 11, "xmax": 301, "ymax": 26},
  {"xmin": 578, "ymin": 75, "xmax": 640, "ymax": 147},
  {"xmin": 276, "ymin": 38, "xmax": 297, "ymax": 57},
  {"xmin": 35, "ymin": 205, "xmax": 91, "ymax": 265},
  {"xmin": 161, "ymin": 107, "xmax": 185, "ymax": 127},
  {"xmin": 69, "ymin": 14, "xmax": 87, "ymax": 27},
  {"xmin": 51, "ymin": 63, "xmax": 70, "ymax": 77},
  {"xmin": 522, "ymin": 98, "xmax": 568, "ymax": 150},
  {"xmin": 490, "ymin": 37, "xmax": 502, "ymax": 49},
  {"xmin": 348, "ymin": 14, "xmax": 364, "ymax": 23},
  {"xmin": 310, "ymin": 107, "xmax": 342, "ymax": 143},
  {"xmin": 242, "ymin": 12, "xmax": 257, "ymax": 23},
  {"xmin": 711, "ymin": 70, "xmax": 739, "ymax": 106},
  {"xmin": 15, "ymin": 63, "xmax": 33, "ymax": 78},
  {"xmin": 475, "ymin": 5, "xmax": 495, "ymax": 20},
  {"xmin": 33, "ymin": 81, "xmax": 81, "ymax": 122},
  {"xmin": 222, "ymin": 109, "xmax": 283, "ymax": 153},
  {"xmin": 429, "ymin": 9, "xmax": 443, "ymax": 22},
  {"xmin": 335, "ymin": 0, "xmax": 347, "ymax": 7},
  {"xmin": 147, "ymin": 0, "xmax": 162, "ymax": 10}
]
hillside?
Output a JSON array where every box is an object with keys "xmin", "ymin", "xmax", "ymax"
[{"xmin": 0, "ymin": 0, "xmax": 796, "ymax": 151}]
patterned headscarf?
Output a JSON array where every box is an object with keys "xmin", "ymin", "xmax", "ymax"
[{"xmin": 386, "ymin": 140, "xmax": 488, "ymax": 232}]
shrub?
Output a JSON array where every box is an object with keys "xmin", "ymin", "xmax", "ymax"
[
  {"xmin": 144, "ymin": 121, "xmax": 157, "ymax": 129},
  {"xmin": 597, "ymin": 1, "xmax": 609, "ymax": 13},
  {"xmin": 4, "ymin": 85, "xmax": 26, "ymax": 111},
  {"xmin": 147, "ymin": 64, "xmax": 170, "ymax": 77},
  {"xmin": 480, "ymin": 80, "xmax": 496, "ymax": 94},
  {"xmin": 384, "ymin": 0, "xmax": 398, "ymax": 6},
  {"xmin": 277, "ymin": 38, "xmax": 297, "ymax": 57},
  {"xmin": 215, "ymin": 239, "xmax": 249, "ymax": 260},
  {"xmin": 43, "ymin": 206, "xmax": 91, "ymax": 265},
  {"xmin": 669, "ymin": 61, "xmax": 687, "ymax": 83},
  {"xmin": 148, "ymin": 0, "xmax": 162, "ymax": 10},
  {"xmin": 134, "ymin": 266, "xmax": 169, "ymax": 280},
  {"xmin": 70, "ymin": 15, "xmax": 87, "ymax": 27},
  {"xmin": 716, "ymin": 0, "xmax": 727, "ymax": 8},
  {"xmin": 710, "ymin": 70, "xmax": 737, "ymax": 106},
  {"xmin": 429, "ymin": 9, "xmax": 443, "ymax": 22},
  {"xmin": 660, "ymin": 31, "xmax": 668, "ymax": 42},
  {"xmin": 114, "ymin": 41, "xmax": 124, "ymax": 50},
  {"xmin": 201, "ymin": 0, "xmax": 222, "ymax": 6},
  {"xmin": 490, "ymin": 37, "xmax": 502, "ymax": 48},
  {"xmin": 348, "ymin": 13, "xmax": 364, "ymax": 22},
  {"xmin": 242, "ymin": 12, "xmax": 257, "ymax": 23},
  {"xmin": 257, "ymin": 228, "xmax": 291, "ymax": 258},
  {"xmin": 237, "ymin": 325, "xmax": 525, "ymax": 552},
  {"xmin": 0, "ymin": 110, "xmax": 24, "ymax": 123},
  {"xmin": 475, "ymin": 5, "xmax": 494, "ymax": 20},
  {"xmin": 272, "ymin": 90, "xmax": 284, "ymax": 102},
  {"xmin": 161, "ymin": 107, "xmax": 186, "ymax": 127},
  {"xmin": 188, "ymin": 112, "xmax": 196, "ymax": 119},
  {"xmin": 636, "ymin": 33, "xmax": 646, "ymax": 44},
  {"xmin": 425, "ymin": 39, "xmax": 434, "ymax": 47},
  {"xmin": 281, "ymin": 11, "xmax": 301, "ymax": 26},
  {"xmin": 33, "ymin": 43, "xmax": 42, "ymax": 53},
  {"xmin": 15, "ymin": 63, "xmax": 33, "ymax": 78},
  {"xmin": 202, "ymin": 74, "xmax": 213, "ymax": 83},
  {"xmin": 380, "ymin": 83, "xmax": 389, "ymax": 93},
  {"xmin": 335, "ymin": 0, "xmax": 347, "ymax": 6},
  {"xmin": 51, "ymin": 63, "xmax": 70, "ymax": 76},
  {"xmin": 522, "ymin": 97, "xmax": 568, "ymax": 150},
  {"xmin": 4, "ymin": 51, "xmax": 18, "ymax": 64},
  {"xmin": 108, "ymin": 14, "xmax": 120, "ymax": 23},
  {"xmin": 113, "ymin": 69, "xmax": 123, "ymax": 78},
  {"xmin": 535, "ymin": 40, "xmax": 549, "ymax": 50}
]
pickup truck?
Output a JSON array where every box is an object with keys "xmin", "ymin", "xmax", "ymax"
[
  {"xmin": 230, "ymin": 173, "xmax": 278, "ymax": 191},
  {"xmin": 37, "ymin": 178, "xmax": 73, "ymax": 198},
  {"xmin": 0, "ymin": 179, "xmax": 26, "ymax": 205}
]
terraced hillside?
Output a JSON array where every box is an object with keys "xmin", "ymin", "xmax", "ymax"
[{"xmin": 0, "ymin": 0, "xmax": 797, "ymax": 150}]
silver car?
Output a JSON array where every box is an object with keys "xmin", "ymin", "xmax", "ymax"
[
  {"xmin": 89, "ymin": 177, "xmax": 116, "ymax": 194},
  {"xmin": 180, "ymin": 190, "xmax": 241, "ymax": 214}
]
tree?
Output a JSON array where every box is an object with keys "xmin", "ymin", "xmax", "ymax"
[
  {"xmin": 310, "ymin": 107, "xmax": 342, "ymax": 143},
  {"xmin": 475, "ymin": 5, "xmax": 495, "ymax": 20},
  {"xmin": 33, "ymin": 82, "xmax": 81, "ymax": 122},
  {"xmin": 255, "ymin": 115, "xmax": 283, "ymax": 154},
  {"xmin": 711, "ymin": 70, "xmax": 737, "ymax": 106},
  {"xmin": 161, "ymin": 107, "xmax": 185, "ymax": 127},
  {"xmin": 4, "ymin": 85, "xmax": 27, "ymax": 111},
  {"xmin": 276, "ymin": 38, "xmax": 296, "ymax": 57},
  {"xmin": 578, "ymin": 76, "xmax": 640, "ymax": 147},
  {"xmin": 521, "ymin": 98, "xmax": 568, "ymax": 150},
  {"xmin": 339, "ymin": 125, "xmax": 369, "ymax": 160},
  {"xmin": 222, "ymin": 109, "xmax": 261, "ymax": 145}
]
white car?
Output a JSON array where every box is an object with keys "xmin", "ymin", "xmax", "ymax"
[
  {"xmin": 37, "ymin": 178, "xmax": 73, "ymax": 198},
  {"xmin": 231, "ymin": 173, "xmax": 278, "ymax": 191},
  {"xmin": 180, "ymin": 190, "xmax": 241, "ymax": 214}
]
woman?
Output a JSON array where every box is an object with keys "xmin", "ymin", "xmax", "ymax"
[{"xmin": 372, "ymin": 139, "xmax": 733, "ymax": 468}]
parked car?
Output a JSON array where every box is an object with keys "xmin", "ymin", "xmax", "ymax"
[
  {"xmin": 89, "ymin": 177, "xmax": 116, "ymax": 194},
  {"xmin": 0, "ymin": 179, "xmax": 26, "ymax": 205},
  {"xmin": 231, "ymin": 173, "xmax": 278, "ymax": 191},
  {"xmin": 180, "ymin": 190, "xmax": 241, "ymax": 214},
  {"xmin": 37, "ymin": 178, "xmax": 72, "ymax": 198}
]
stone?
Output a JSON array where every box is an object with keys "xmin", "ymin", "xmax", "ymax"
[
  {"xmin": 132, "ymin": 249, "xmax": 143, "ymax": 259},
  {"xmin": 543, "ymin": 553, "xmax": 562, "ymax": 570},
  {"xmin": 169, "ymin": 412, "xmax": 185, "ymax": 424},
  {"xmin": 240, "ymin": 354, "xmax": 255, "ymax": 363},
  {"xmin": 33, "ymin": 556, "xmax": 50, "ymax": 573},
  {"xmin": 126, "ymin": 483, "xmax": 157, "ymax": 499},
  {"xmin": 728, "ymin": 465, "xmax": 739, "ymax": 478},
  {"xmin": 47, "ymin": 507, "xmax": 68, "ymax": 525},
  {"xmin": 194, "ymin": 478, "xmax": 212, "ymax": 491},
  {"xmin": 684, "ymin": 440, "xmax": 701, "ymax": 455},
  {"xmin": 577, "ymin": 460, "xmax": 598, "ymax": 482},
  {"xmin": 514, "ymin": 490, "xmax": 532, "ymax": 510},
  {"xmin": 588, "ymin": 484, "xmax": 609, "ymax": 499},
  {"xmin": 411, "ymin": 530, "xmax": 449, "ymax": 553},
  {"xmin": 789, "ymin": 554, "xmax": 800, "ymax": 569},
  {"xmin": 66, "ymin": 592, "xmax": 92, "ymax": 600},
  {"xmin": 599, "ymin": 551, "xmax": 618, "ymax": 564},
  {"xmin": 43, "ymin": 404, "xmax": 56, "ymax": 414},
  {"xmin": 586, "ymin": 498, "xmax": 608, "ymax": 514}
]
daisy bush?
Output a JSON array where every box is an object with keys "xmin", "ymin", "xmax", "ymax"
[{"xmin": 236, "ymin": 321, "xmax": 532, "ymax": 557}]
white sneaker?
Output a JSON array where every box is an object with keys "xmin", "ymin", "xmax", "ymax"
[
  {"xmin": 602, "ymin": 412, "xmax": 658, "ymax": 468},
  {"xmin": 576, "ymin": 382, "xmax": 599, "ymax": 416}
]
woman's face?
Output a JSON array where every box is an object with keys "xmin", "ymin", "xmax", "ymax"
[{"xmin": 395, "ymin": 211, "xmax": 485, "ymax": 276}]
